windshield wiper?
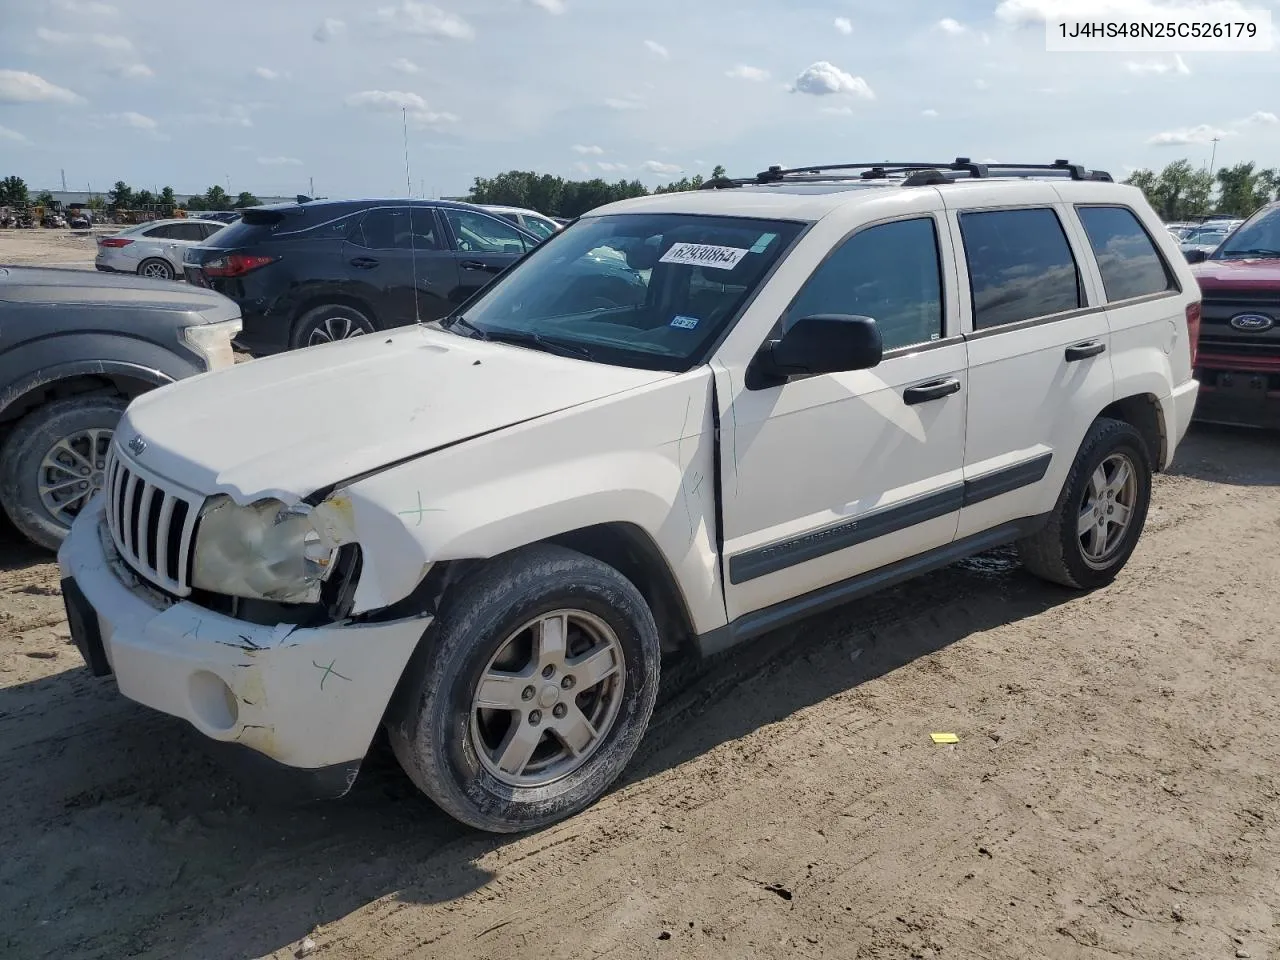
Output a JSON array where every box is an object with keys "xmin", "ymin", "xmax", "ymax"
[
  {"xmin": 482, "ymin": 329, "xmax": 595, "ymax": 361},
  {"xmin": 438, "ymin": 314, "xmax": 487, "ymax": 337},
  {"xmin": 1220, "ymin": 248, "xmax": 1280, "ymax": 259}
]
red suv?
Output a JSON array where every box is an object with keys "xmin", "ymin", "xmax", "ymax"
[{"xmin": 1188, "ymin": 200, "xmax": 1280, "ymax": 427}]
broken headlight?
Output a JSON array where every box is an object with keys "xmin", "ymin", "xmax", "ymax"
[{"xmin": 191, "ymin": 497, "xmax": 339, "ymax": 604}]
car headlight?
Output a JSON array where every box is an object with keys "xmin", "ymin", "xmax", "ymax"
[
  {"xmin": 191, "ymin": 497, "xmax": 339, "ymax": 603},
  {"xmin": 182, "ymin": 318, "xmax": 243, "ymax": 371}
]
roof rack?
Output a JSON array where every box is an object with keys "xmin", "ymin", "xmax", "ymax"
[{"xmin": 700, "ymin": 158, "xmax": 1113, "ymax": 189}]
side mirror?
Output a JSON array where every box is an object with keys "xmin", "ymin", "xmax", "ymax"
[
  {"xmin": 746, "ymin": 314, "xmax": 883, "ymax": 390},
  {"xmin": 1184, "ymin": 248, "xmax": 1207, "ymax": 264}
]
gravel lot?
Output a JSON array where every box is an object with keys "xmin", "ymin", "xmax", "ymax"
[{"xmin": 2, "ymin": 234, "xmax": 1278, "ymax": 960}]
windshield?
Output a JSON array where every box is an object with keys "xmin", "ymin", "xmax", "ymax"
[
  {"xmin": 1213, "ymin": 205, "xmax": 1280, "ymax": 260},
  {"xmin": 440, "ymin": 213, "xmax": 803, "ymax": 372}
]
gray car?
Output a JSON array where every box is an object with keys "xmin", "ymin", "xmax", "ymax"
[
  {"xmin": 0, "ymin": 266, "xmax": 242, "ymax": 549},
  {"xmin": 95, "ymin": 218, "xmax": 227, "ymax": 281}
]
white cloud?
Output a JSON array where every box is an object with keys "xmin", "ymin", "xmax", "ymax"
[
  {"xmin": 1125, "ymin": 56, "xmax": 1191, "ymax": 75},
  {"xmin": 604, "ymin": 96, "xmax": 645, "ymax": 110},
  {"xmin": 572, "ymin": 144, "xmax": 604, "ymax": 154},
  {"xmin": 254, "ymin": 66, "xmax": 281, "ymax": 80},
  {"xmin": 313, "ymin": 18, "xmax": 345, "ymax": 42},
  {"xmin": 643, "ymin": 159, "xmax": 681, "ymax": 175},
  {"xmin": 390, "ymin": 58, "xmax": 420, "ymax": 74},
  {"xmin": 820, "ymin": 105, "xmax": 854, "ymax": 116},
  {"xmin": 258, "ymin": 156, "xmax": 303, "ymax": 166},
  {"xmin": 1239, "ymin": 110, "xmax": 1279, "ymax": 125},
  {"xmin": 791, "ymin": 61, "xmax": 874, "ymax": 98},
  {"xmin": 834, "ymin": 17, "xmax": 853, "ymax": 35},
  {"xmin": 726, "ymin": 64, "xmax": 770, "ymax": 81},
  {"xmin": 937, "ymin": 18, "xmax": 968, "ymax": 34},
  {"xmin": 573, "ymin": 161, "xmax": 591, "ymax": 174},
  {"xmin": 53, "ymin": 0, "xmax": 118, "ymax": 13},
  {"xmin": 345, "ymin": 89, "xmax": 459, "ymax": 124},
  {"xmin": 0, "ymin": 125, "xmax": 30, "ymax": 144},
  {"xmin": 996, "ymin": 0, "xmax": 1256, "ymax": 24},
  {"xmin": 1147, "ymin": 124, "xmax": 1231, "ymax": 145},
  {"xmin": 644, "ymin": 40, "xmax": 670, "ymax": 58},
  {"xmin": 597, "ymin": 161, "xmax": 628, "ymax": 171},
  {"xmin": 0, "ymin": 69, "xmax": 82, "ymax": 104},
  {"xmin": 107, "ymin": 110, "xmax": 157, "ymax": 130},
  {"xmin": 922, "ymin": 108, "xmax": 939, "ymax": 118},
  {"xmin": 526, "ymin": 0, "xmax": 567, "ymax": 11},
  {"xmin": 106, "ymin": 62, "xmax": 153, "ymax": 79},
  {"xmin": 373, "ymin": 3, "xmax": 474, "ymax": 40}
]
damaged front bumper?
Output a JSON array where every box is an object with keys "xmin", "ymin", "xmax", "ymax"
[{"xmin": 57, "ymin": 500, "xmax": 430, "ymax": 800}]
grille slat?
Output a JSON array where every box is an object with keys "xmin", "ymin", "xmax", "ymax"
[{"xmin": 103, "ymin": 446, "xmax": 203, "ymax": 597}]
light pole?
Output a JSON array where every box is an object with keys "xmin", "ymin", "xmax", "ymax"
[{"xmin": 1209, "ymin": 137, "xmax": 1220, "ymax": 180}]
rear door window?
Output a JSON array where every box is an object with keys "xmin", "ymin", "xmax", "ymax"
[
  {"xmin": 442, "ymin": 208, "xmax": 530, "ymax": 254},
  {"xmin": 958, "ymin": 208, "xmax": 1082, "ymax": 330},
  {"xmin": 1076, "ymin": 206, "xmax": 1174, "ymax": 302}
]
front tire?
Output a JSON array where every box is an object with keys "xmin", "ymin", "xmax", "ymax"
[
  {"xmin": 137, "ymin": 258, "xmax": 175, "ymax": 281},
  {"xmin": 0, "ymin": 396, "xmax": 128, "ymax": 551},
  {"xmin": 388, "ymin": 545, "xmax": 661, "ymax": 833},
  {"xmin": 1017, "ymin": 417, "xmax": 1152, "ymax": 590}
]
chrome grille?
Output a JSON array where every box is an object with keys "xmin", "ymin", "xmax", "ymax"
[{"xmin": 103, "ymin": 446, "xmax": 203, "ymax": 596}]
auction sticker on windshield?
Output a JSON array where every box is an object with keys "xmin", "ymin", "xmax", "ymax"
[{"xmin": 660, "ymin": 242, "xmax": 749, "ymax": 270}]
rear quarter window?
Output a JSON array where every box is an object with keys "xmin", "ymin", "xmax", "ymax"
[{"xmin": 1076, "ymin": 205, "xmax": 1174, "ymax": 302}]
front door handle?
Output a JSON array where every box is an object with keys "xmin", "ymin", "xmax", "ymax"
[
  {"xmin": 1065, "ymin": 340, "xmax": 1106, "ymax": 362},
  {"xmin": 350, "ymin": 256, "xmax": 380, "ymax": 269},
  {"xmin": 460, "ymin": 259, "xmax": 489, "ymax": 271},
  {"xmin": 903, "ymin": 377, "xmax": 962, "ymax": 405}
]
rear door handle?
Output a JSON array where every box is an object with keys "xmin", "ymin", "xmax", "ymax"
[
  {"xmin": 903, "ymin": 377, "xmax": 962, "ymax": 405},
  {"xmin": 350, "ymin": 257, "xmax": 380, "ymax": 269},
  {"xmin": 1065, "ymin": 340, "xmax": 1106, "ymax": 361}
]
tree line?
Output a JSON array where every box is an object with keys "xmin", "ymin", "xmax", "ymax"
[
  {"xmin": 1123, "ymin": 159, "xmax": 1279, "ymax": 221},
  {"xmin": 465, "ymin": 166, "xmax": 728, "ymax": 219},
  {"xmin": 0, "ymin": 176, "xmax": 260, "ymax": 212}
]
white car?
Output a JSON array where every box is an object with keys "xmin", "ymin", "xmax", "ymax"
[
  {"xmin": 59, "ymin": 159, "xmax": 1200, "ymax": 833},
  {"xmin": 95, "ymin": 219, "xmax": 227, "ymax": 281},
  {"xmin": 479, "ymin": 204, "xmax": 563, "ymax": 241}
]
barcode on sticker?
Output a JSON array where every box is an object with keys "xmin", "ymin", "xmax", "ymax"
[{"xmin": 660, "ymin": 242, "xmax": 749, "ymax": 270}]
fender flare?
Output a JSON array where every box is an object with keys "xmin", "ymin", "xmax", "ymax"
[{"xmin": 0, "ymin": 359, "xmax": 173, "ymax": 421}]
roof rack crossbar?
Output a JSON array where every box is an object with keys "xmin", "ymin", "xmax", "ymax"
[{"xmin": 700, "ymin": 159, "xmax": 1113, "ymax": 190}]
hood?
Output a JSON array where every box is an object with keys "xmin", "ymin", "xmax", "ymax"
[
  {"xmin": 0, "ymin": 265, "xmax": 236, "ymax": 310},
  {"xmin": 118, "ymin": 325, "xmax": 673, "ymax": 502},
  {"xmin": 1193, "ymin": 257, "xmax": 1280, "ymax": 294}
]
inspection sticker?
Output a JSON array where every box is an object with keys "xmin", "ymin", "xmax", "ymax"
[
  {"xmin": 659, "ymin": 242, "xmax": 749, "ymax": 270},
  {"xmin": 670, "ymin": 315, "xmax": 700, "ymax": 330}
]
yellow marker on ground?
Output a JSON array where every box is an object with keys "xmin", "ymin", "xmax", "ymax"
[{"xmin": 930, "ymin": 733, "xmax": 959, "ymax": 744}]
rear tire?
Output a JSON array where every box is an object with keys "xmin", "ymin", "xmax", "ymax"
[
  {"xmin": 137, "ymin": 258, "xmax": 174, "ymax": 281},
  {"xmin": 388, "ymin": 544, "xmax": 661, "ymax": 833},
  {"xmin": 290, "ymin": 304, "xmax": 374, "ymax": 350},
  {"xmin": 0, "ymin": 396, "xmax": 128, "ymax": 551},
  {"xmin": 1016, "ymin": 417, "xmax": 1152, "ymax": 590}
]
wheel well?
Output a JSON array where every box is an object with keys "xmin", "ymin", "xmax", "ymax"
[
  {"xmin": 547, "ymin": 523, "xmax": 695, "ymax": 656},
  {"xmin": 1100, "ymin": 393, "xmax": 1166, "ymax": 470},
  {"xmin": 0, "ymin": 373, "xmax": 152, "ymax": 435},
  {"xmin": 291, "ymin": 294, "xmax": 379, "ymax": 338}
]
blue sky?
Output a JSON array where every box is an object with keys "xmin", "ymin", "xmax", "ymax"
[{"xmin": 1, "ymin": 0, "xmax": 1278, "ymax": 198}]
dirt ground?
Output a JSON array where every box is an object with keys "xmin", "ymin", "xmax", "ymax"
[
  {"xmin": 0, "ymin": 226, "xmax": 114, "ymax": 269},
  {"xmin": 0, "ymin": 423, "xmax": 1275, "ymax": 960}
]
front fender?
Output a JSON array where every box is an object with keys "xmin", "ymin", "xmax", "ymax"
[
  {"xmin": 0, "ymin": 355, "xmax": 183, "ymax": 421},
  {"xmin": 339, "ymin": 370, "xmax": 727, "ymax": 635}
]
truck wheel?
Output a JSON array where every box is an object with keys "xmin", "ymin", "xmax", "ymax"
[
  {"xmin": 1016, "ymin": 417, "xmax": 1152, "ymax": 590},
  {"xmin": 137, "ymin": 258, "xmax": 174, "ymax": 281},
  {"xmin": 0, "ymin": 396, "xmax": 128, "ymax": 551},
  {"xmin": 291, "ymin": 304, "xmax": 374, "ymax": 349},
  {"xmin": 388, "ymin": 544, "xmax": 661, "ymax": 833}
]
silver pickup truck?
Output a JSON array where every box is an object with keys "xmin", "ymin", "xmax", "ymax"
[{"xmin": 0, "ymin": 266, "xmax": 241, "ymax": 549}]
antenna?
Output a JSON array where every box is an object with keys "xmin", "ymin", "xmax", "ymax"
[{"xmin": 403, "ymin": 107, "xmax": 422, "ymax": 323}]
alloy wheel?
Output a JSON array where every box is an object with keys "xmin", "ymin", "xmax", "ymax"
[
  {"xmin": 1077, "ymin": 451, "xmax": 1138, "ymax": 568},
  {"xmin": 37, "ymin": 428, "xmax": 113, "ymax": 527}
]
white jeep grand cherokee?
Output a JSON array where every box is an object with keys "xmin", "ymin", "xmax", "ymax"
[{"xmin": 59, "ymin": 159, "xmax": 1201, "ymax": 833}]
